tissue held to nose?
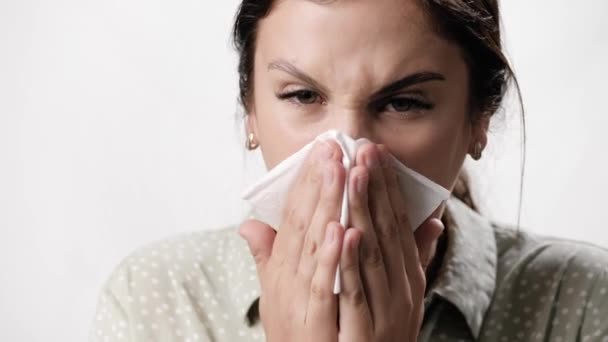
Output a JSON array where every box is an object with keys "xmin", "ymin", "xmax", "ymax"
[{"xmin": 242, "ymin": 129, "xmax": 450, "ymax": 293}]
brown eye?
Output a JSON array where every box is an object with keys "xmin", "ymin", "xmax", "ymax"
[
  {"xmin": 382, "ymin": 97, "xmax": 434, "ymax": 112},
  {"xmin": 277, "ymin": 89, "xmax": 321, "ymax": 105},
  {"xmin": 295, "ymin": 90, "xmax": 319, "ymax": 104}
]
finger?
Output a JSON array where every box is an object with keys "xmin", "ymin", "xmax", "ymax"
[
  {"xmin": 376, "ymin": 144, "xmax": 422, "ymax": 274},
  {"xmin": 376, "ymin": 144, "xmax": 418, "ymax": 281},
  {"xmin": 307, "ymin": 222, "xmax": 343, "ymax": 338},
  {"xmin": 376, "ymin": 146, "xmax": 439, "ymax": 339},
  {"xmin": 347, "ymin": 155, "xmax": 390, "ymax": 330},
  {"xmin": 414, "ymin": 218, "xmax": 444, "ymax": 271},
  {"xmin": 338, "ymin": 228, "xmax": 372, "ymax": 341},
  {"xmin": 365, "ymin": 145, "xmax": 410, "ymax": 294},
  {"xmin": 238, "ymin": 219, "xmax": 277, "ymax": 288},
  {"xmin": 298, "ymin": 154, "xmax": 345, "ymax": 283},
  {"xmin": 410, "ymin": 218, "xmax": 443, "ymax": 339},
  {"xmin": 273, "ymin": 141, "xmax": 337, "ymax": 273},
  {"xmin": 376, "ymin": 145, "xmax": 424, "ymax": 338},
  {"xmin": 360, "ymin": 144, "xmax": 411, "ymax": 335}
]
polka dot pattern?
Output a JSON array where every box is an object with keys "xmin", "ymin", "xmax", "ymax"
[
  {"xmin": 473, "ymin": 232, "xmax": 608, "ymax": 342},
  {"xmin": 89, "ymin": 197, "xmax": 608, "ymax": 341},
  {"xmin": 421, "ymin": 220, "xmax": 608, "ymax": 341},
  {"xmin": 89, "ymin": 228, "xmax": 264, "ymax": 342}
]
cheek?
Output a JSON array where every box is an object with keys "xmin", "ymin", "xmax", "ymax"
[{"xmin": 385, "ymin": 111, "xmax": 471, "ymax": 190}]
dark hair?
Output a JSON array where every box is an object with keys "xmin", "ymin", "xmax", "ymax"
[{"xmin": 232, "ymin": 0, "xmax": 525, "ymax": 220}]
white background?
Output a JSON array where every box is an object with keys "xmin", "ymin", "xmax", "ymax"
[{"xmin": 1, "ymin": 0, "xmax": 607, "ymax": 341}]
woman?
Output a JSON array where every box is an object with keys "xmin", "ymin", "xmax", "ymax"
[{"xmin": 90, "ymin": 0, "xmax": 608, "ymax": 341}]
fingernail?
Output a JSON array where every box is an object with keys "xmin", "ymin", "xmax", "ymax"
[
  {"xmin": 319, "ymin": 141, "xmax": 334, "ymax": 160},
  {"xmin": 365, "ymin": 150, "xmax": 379, "ymax": 168},
  {"xmin": 324, "ymin": 164, "xmax": 334, "ymax": 185},
  {"xmin": 432, "ymin": 218, "xmax": 446, "ymax": 235}
]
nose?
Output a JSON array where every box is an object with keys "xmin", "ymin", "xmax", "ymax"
[{"xmin": 330, "ymin": 108, "xmax": 374, "ymax": 141}]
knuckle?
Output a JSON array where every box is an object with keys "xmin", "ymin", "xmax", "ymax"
[
  {"xmin": 361, "ymin": 243, "xmax": 384, "ymax": 269},
  {"xmin": 317, "ymin": 247, "xmax": 335, "ymax": 268},
  {"xmin": 285, "ymin": 207, "xmax": 307, "ymax": 233},
  {"xmin": 377, "ymin": 221, "xmax": 399, "ymax": 241},
  {"xmin": 252, "ymin": 251, "xmax": 267, "ymax": 266},
  {"xmin": 303, "ymin": 234, "xmax": 318, "ymax": 256},
  {"xmin": 340, "ymin": 258, "xmax": 358, "ymax": 274},
  {"xmin": 345, "ymin": 288, "xmax": 366, "ymax": 307},
  {"xmin": 397, "ymin": 213, "xmax": 411, "ymax": 228},
  {"xmin": 310, "ymin": 280, "xmax": 330, "ymax": 302}
]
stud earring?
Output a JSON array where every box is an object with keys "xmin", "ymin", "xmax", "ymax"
[
  {"xmin": 472, "ymin": 142, "xmax": 483, "ymax": 160},
  {"xmin": 247, "ymin": 132, "xmax": 259, "ymax": 150}
]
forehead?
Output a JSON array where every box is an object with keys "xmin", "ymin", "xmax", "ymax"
[
  {"xmin": 256, "ymin": 0, "xmax": 460, "ymax": 86},
  {"xmin": 270, "ymin": 0, "xmax": 430, "ymax": 28}
]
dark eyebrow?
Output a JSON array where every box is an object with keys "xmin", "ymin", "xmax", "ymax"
[
  {"xmin": 268, "ymin": 59, "xmax": 445, "ymax": 98},
  {"xmin": 371, "ymin": 72, "xmax": 446, "ymax": 100},
  {"xmin": 268, "ymin": 59, "xmax": 329, "ymax": 94}
]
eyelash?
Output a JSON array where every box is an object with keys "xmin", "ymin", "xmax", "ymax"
[
  {"xmin": 277, "ymin": 90, "xmax": 323, "ymax": 106},
  {"xmin": 276, "ymin": 89, "xmax": 434, "ymax": 113},
  {"xmin": 376, "ymin": 96, "xmax": 434, "ymax": 113}
]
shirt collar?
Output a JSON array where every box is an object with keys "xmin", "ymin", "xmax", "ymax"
[
  {"xmin": 429, "ymin": 196, "xmax": 498, "ymax": 338},
  {"xmin": 229, "ymin": 196, "xmax": 498, "ymax": 336}
]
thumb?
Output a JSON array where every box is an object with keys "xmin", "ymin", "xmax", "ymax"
[
  {"xmin": 414, "ymin": 218, "xmax": 445, "ymax": 270},
  {"xmin": 238, "ymin": 219, "xmax": 276, "ymax": 275}
]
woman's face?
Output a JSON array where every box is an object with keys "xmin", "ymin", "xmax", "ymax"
[{"xmin": 247, "ymin": 0, "xmax": 487, "ymax": 191}]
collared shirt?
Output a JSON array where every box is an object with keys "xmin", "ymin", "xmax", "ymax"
[{"xmin": 89, "ymin": 197, "xmax": 608, "ymax": 341}]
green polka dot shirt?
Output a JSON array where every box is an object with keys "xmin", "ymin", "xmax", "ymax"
[{"xmin": 89, "ymin": 197, "xmax": 608, "ymax": 341}]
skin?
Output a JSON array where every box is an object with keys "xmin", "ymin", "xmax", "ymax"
[{"xmin": 239, "ymin": 0, "xmax": 489, "ymax": 340}]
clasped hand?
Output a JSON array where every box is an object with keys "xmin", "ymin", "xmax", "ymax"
[{"xmin": 240, "ymin": 141, "xmax": 444, "ymax": 342}]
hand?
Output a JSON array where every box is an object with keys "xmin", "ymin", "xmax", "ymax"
[
  {"xmin": 239, "ymin": 140, "xmax": 347, "ymax": 342},
  {"xmin": 337, "ymin": 143, "xmax": 445, "ymax": 342}
]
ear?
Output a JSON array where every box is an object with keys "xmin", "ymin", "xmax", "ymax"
[
  {"xmin": 244, "ymin": 104, "xmax": 259, "ymax": 141},
  {"xmin": 469, "ymin": 114, "xmax": 490, "ymax": 152}
]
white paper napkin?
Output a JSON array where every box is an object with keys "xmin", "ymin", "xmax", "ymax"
[{"xmin": 241, "ymin": 130, "xmax": 450, "ymax": 293}]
